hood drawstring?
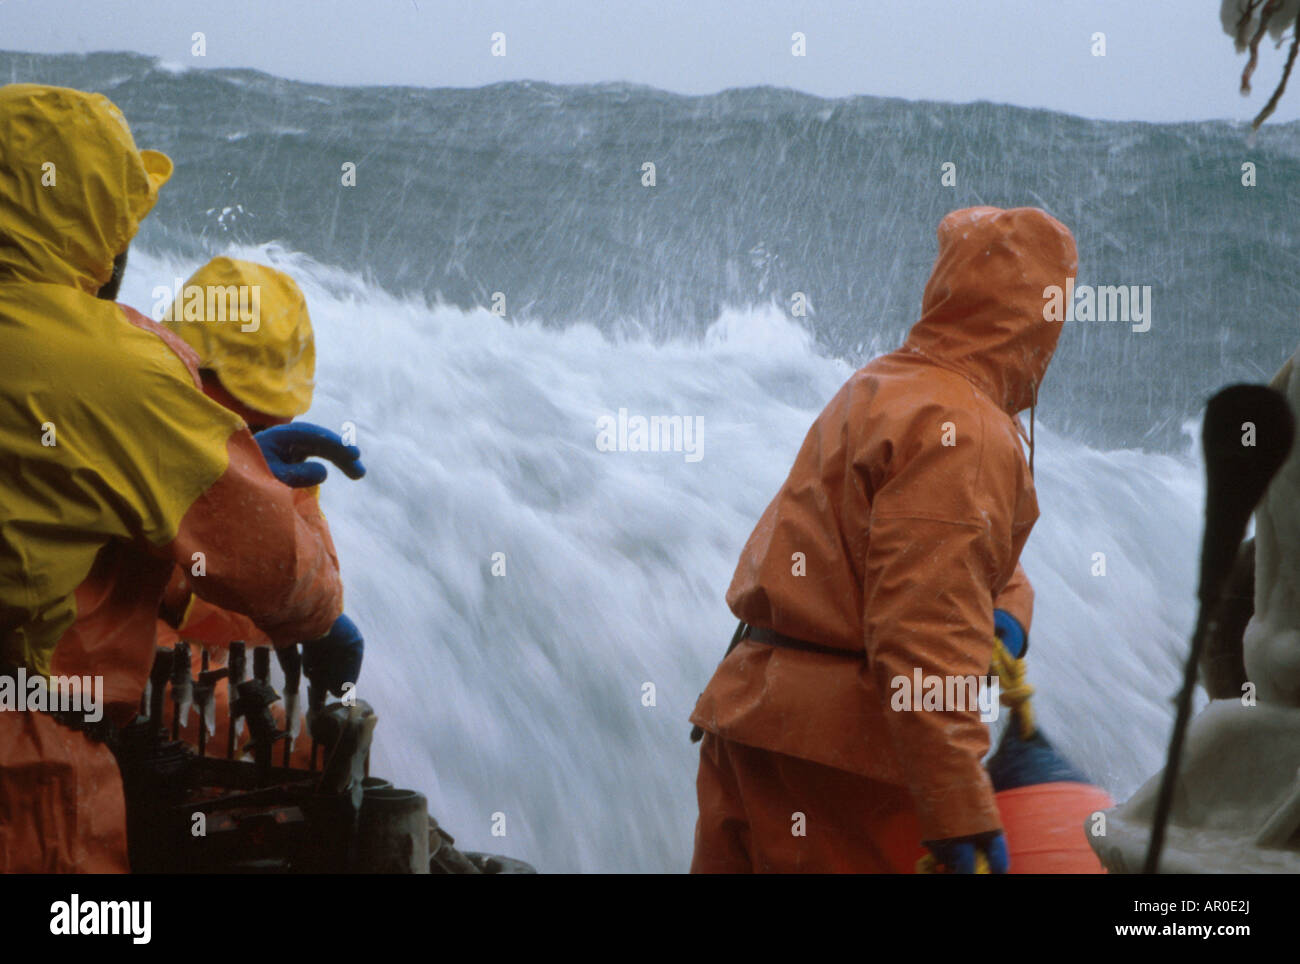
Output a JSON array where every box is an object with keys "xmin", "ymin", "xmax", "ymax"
[
  {"xmin": 1014, "ymin": 384, "xmax": 1037, "ymax": 477},
  {"xmin": 1026, "ymin": 375, "xmax": 1037, "ymax": 477},
  {"xmin": 1029, "ymin": 400, "xmax": 1035, "ymax": 477}
]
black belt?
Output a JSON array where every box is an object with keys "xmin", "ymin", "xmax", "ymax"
[
  {"xmin": 743, "ymin": 624, "xmax": 861, "ymax": 658},
  {"xmin": 689, "ymin": 621, "xmax": 859, "ymax": 743}
]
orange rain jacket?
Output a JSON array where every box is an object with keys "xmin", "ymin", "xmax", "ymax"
[
  {"xmin": 0, "ymin": 85, "xmax": 343, "ymax": 871},
  {"xmin": 690, "ymin": 206, "xmax": 1078, "ymax": 844}
]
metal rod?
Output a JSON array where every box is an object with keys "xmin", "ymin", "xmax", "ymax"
[
  {"xmin": 227, "ymin": 641, "xmax": 246, "ymax": 760},
  {"xmin": 197, "ymin": 649, "xmax": 209, "ymax": 758}
]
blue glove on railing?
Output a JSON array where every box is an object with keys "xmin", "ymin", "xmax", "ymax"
[
  {"xmin": 254, "ymin": 423, "xmax": 366, "ymax": 488},
  {"xmin": 301, "ymin": 613, "xmax": 364, "ymax": 696},
  {"xmin": 993, "ymin": 608, "xmax": 1027, "ymax": 659},
  {"xmin": 923, "ymin": 831, "xmax": 1010, "ymax": 874}
]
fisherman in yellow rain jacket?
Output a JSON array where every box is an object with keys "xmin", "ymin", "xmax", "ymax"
[{"xmin": 0, "ymin": 84, "xmax": 356, "ymax": 872}]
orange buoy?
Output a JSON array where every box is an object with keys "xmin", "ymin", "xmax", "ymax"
[{"xmin": 996, "ymin": 781, "xmax": 1113, "ymax": 874}]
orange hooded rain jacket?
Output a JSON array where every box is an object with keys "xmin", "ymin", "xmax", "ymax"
[{"xmin": 690, "ymin": 206, "xmax": 1078, "ymax": 856}]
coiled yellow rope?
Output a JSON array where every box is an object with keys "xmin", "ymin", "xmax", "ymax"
[{"xmin": 990, "ymin": 636, "xmax": 1036, "ymax": 741}]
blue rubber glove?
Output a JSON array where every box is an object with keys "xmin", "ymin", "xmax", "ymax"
[
  {"xmin": 993, "ymin": 608, "xmax": 1027, "ymax": 659},
  {"xmin": 254, "ymin": 423, "xmax": 366, "ymax": 488},
  {"xmin": 924, "ymin": 831, "xmax": 1010, "ymax": 874},
  {"xmin": 301, "ymin": 613, "xmax": 364, "ymax": 696}
]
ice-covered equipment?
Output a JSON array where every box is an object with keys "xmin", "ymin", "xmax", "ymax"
[{"xmin": 1090, "ymin": 380, "xmax": 1300, "ymax": 873}]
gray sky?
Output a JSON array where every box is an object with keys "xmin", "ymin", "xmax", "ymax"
[{"xmin": 4, "ymin": 0, "xmax": 1298, "ymax": 123}]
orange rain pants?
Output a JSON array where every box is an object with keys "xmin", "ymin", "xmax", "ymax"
[
  {"xmin": 0, "ymin": 715, "xmax": 127, "ymax": 873},
  {"xmin": 691, "ymin": 732, "xmax": 925, "ymax": 874}
]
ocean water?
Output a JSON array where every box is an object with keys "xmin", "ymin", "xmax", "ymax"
[{"xmin": 6, "ymin": 51, "xmax": 1261, "ymax": 871}]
